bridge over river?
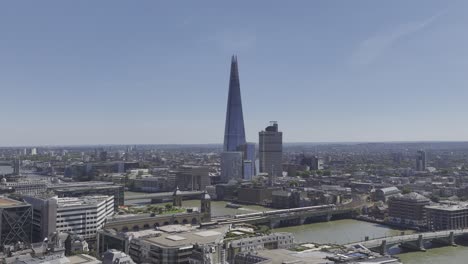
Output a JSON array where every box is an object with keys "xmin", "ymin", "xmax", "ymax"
[
  {"xmin": 345, "ymin": 229, "xmax": 468, "ymax": 255},
  {"xmin": 214, "ymin": 204, "xmax": 359, "ymax": 228}
]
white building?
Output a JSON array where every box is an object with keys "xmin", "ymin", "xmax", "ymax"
[
  {"xmin": 56, "ymin": 195, "xmax": 114, "ymax": 239},
  {"xmin": 0, "ymin": 178, "xmax": 48, "ymax": 196},
  {"xmin": 228, "ymin": 232, "xmax": 295, "ymax": 253}
]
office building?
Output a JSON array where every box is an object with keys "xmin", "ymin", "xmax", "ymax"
[
  {"xmin": 416, "ymin": 150, "xmax": 426, "ymax": 171},
  {"xmin": 0, "ymin": 196, "xmax": 32, "ymax": 249},
  {"xmin": 30, "ymin": 148, "xmax": 37, "ymax": 156},
  {"xmin": 127, "ymin": 225, "xmax": 229, "ymax": 264},
  {"xmin": 373, "ymin": 187, "xmax": 401, "ymax": 202},
  {"xmin": 238, "ymin": 142, "xmax": 256, "ymax": 180},
  {"xmin": 259, "ymin": 121, "xmax": 283, "ymax": 178},
  {"xmin": 387, "ymin": 192, "xmax": 430, "ymax": 227},
  {"xmin": 23, "ymin": 195, "xmax": 58, "ymax": 242},
  {"xmin": 56, "ymin": 196, "xmax": 114, "ymax": 239},
  {"xmin": 26, "ymin": 195, "xmax": 114, "ymax": 240},
  {"xmin": 426, "ymin": 202, "xmax": 468, "ymax": 230},
  {"xmin": 0, "ymin": 178, "xmax": 48, "ymax": 196},
  {"xmin": 221, "ymin": 152, "xmax": 243, "ymax": 182},
  {"xmin": 223, "ymin": 55, "xmax": 246, "ymax": 152},
  {"xmin": 49, "ymin": 181, "xmax": 124, "ymax": 210},
  {"xmin": 13, "ymin": 159, "xmax": 20, "ymax": 176},
  {"xmin": 227, "ymin": 232, "xmax": 295, "ymax": 262},
  {"xmin": 175, "ymin": 165, "xmax": 210, "ymax": 191}
]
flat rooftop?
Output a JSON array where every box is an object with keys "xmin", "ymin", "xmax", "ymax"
[
  {"xmin": 0, "ymin": 196, "xmax": 26, "ymax": 207},
  {"xmin": 255, "ymin": 249, "xmax": 334, "ymax": 264},
  {"xmin": 68, "ymin": 254, "xmax": 101, "ymax": 264},
  {"xmin": 57, "ymin": 195, "xmax": 112, "ymax": 208},
  {"xmin": 141, "ymin": 226, "xmax": 228, "ymax": 248},
  {"xmin": 426, "ymin": 202, "xmax": 468, "ymax": 211}
]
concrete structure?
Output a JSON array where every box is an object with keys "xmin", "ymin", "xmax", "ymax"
[
  {"xmin": 237, "ymin": 187, "xmax": 278, "ymax": 205},
  {"xmin": 0, "ymin": 196, "xmax": 32, "ymax": 249},
  {"xmin": 219, "ymin": 204, "xmax": 357, "ymax": 228},
  {"xmin": 200, "ymin": 191, "xmax": 212, "ymax": 222},
  {"xmin": 373, "ymin": 187, "xmax": 401, "ymax": 202},
  {"xmin": 104, "ymin": 211, "xmax": 202, "ymax": 233},
  {"xmin": 259, "ymin": 122, "xmax": 283, "ymax": 179},
  {"xmin": 175, "ymin": 165, "xmax": 210, "ymax": 191},
  {"xmin": 387, "ymin": 192, "xmax": 430, "ymax": 227},
  {"xmin": 416, "ymin": 150, "xmax": 427, "ymax": 171},
  {"xmin": 271, "ymin": 190, "xmax": 301, "ymax": 209},
  {"xmin": 23, "ymin": 195, "xmax": 58, "ymax": 242},
  {"xmin": 238, "ymin": 142, "xmax": 256, "ymax": 180},
  {"xmin": 49, "ymin": 181, "xmax": 124, "ymax": 210},
  {"xmin": 132, "ymin": 177, "xmax": 170, "ymax": 192},
  {"xmin": 13, "ymin": 159, "xmax": 20, "ymax": 176},
  {"xmin": 426, "ymin": 202, "xmax": 468, "ymax": 230},
  {"xmin": 173, "ymin": 186, "xmax": 182, "ymax": 207},
  {"xmin": 96, "ymin": 229, "xmax": 161, "ymax": 257},
  {"xmin": 227, "ymin": 232, "xmax": 294, "ymax": 262},
  {"xmin": 128, "ymin": 225, "xmax": 229, "ymax": 264},
  {"xmin": 0, "ymin": 178, "xmax": 47, "ymax": 196},
  {"xmin": 55, "ymin": 195, "xmax": 114, "ymax": 239},
  {"xmin": 102, "ymin": 249, "xmax": 135, "ymax": 264},
  {"xmin": 346, "ymin": 229, "xmax": 466, "ymax": 255}
]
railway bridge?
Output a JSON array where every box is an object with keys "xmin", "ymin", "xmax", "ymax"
[
  {"xmin": 345, "ymin": 229, "xmax": 468, "ymax": 255},
  {"xmin": 216, "ymin": 205, "xmax": 358, "ymax": 228}
]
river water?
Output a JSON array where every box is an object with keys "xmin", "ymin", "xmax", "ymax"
[{"xmin": 125, "ymin": 192, "xmax": 468, "ymax": 263}]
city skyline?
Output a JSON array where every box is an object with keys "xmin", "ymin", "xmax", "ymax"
[{"xmin": 1, "ymin": 1, "xmax": 468, "ymax": 146}]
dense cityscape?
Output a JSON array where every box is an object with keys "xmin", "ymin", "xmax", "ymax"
[{"xmin": 1, "ymin": 56, "xmax": 468, "ymax": 264}]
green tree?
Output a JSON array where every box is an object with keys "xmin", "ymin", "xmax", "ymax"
[{"xmin": 402, "ymin": 186, "xmax": 412, "ymax": 194}]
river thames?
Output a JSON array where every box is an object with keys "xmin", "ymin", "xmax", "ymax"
[{"xmin": 125, "ymin": 192, "xmax": 468, "ymax": 263}]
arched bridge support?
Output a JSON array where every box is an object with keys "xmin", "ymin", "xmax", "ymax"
[
  {"xmin": 400, "ymin": 234, "xmax": 426, "ymax": 252},
  {"xmin": 432, "ymin": 231, "xmax": 457, "ymax": 247}
]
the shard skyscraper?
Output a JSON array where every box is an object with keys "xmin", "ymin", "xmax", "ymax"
[
  {"xmin": 221, "ymin": 55, "xmax": 249, "ymax": 182},
  {"xmin": 223, "ymin": 55, "xmax": 246, "ymax": 152}
]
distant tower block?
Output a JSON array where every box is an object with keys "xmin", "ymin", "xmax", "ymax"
[
  {"xmin": 172, "ymin": 186, "xmax": 182, "ymax": 207},
  {"xmin": 200, "ymin": 191, "xmax": 212, "ymax": 222}
]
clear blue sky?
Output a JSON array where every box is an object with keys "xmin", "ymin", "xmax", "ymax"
[{"xmin": 1, "ymin": 0, "xmax": 467, "ymax": 146}]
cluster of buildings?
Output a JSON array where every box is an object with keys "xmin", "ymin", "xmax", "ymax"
[
  {"xmin": 366, "ymin": 188, "xmax": 468, "ymax": 231},
  {"xmin": 3, "ymin": 56, "xmax": 468, "ymax": 263},
  {"xmin": 220, "ymin": 56, "xmax": 283, "ymax": 184}
]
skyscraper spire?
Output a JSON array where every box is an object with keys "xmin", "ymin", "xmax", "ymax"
[{"xmin": 223, "ymin": 55, "xmax": 246, "ymax": 152}]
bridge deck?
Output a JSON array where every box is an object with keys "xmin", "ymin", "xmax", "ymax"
[{"xmin": 345, "ymin": 230, "xmax": 467, "ymax": 248}]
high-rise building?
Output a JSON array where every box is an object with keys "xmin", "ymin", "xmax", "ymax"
[
  {"xmin": 55, "ymin": 196, "xmax": 114, "ymax": 239},
  {"xmin": 259, "ymin": 121, "xmax": 283, "ymax": 179},
  {"xmin": 220, "ymin": 152, "xmax": 243, "ymax": 182},
  {"xmin": 223, "ymin": 55, "xmax": 246, "ymax": 152},
  {"xmin": 23, "ymin": 195, "xmax": 58, "ymax": 242},
  {"xmin": 175, "ymin": 165, "xmax": 210, "ymax": 191},
  {"xmin": 23, "ymin": 195, "xmax": 114, "ymax": 241},
  {"xmin": 221, "ymin": 55, "xmax": 247, "ymax": 182},
  {"xmin": 238, "ymin": 142, "xmax": 256, "ymax": 180},
  {"xmin": 0, "ymin": 196, "xmax": 32, "ymax": 249},
  {"xmin": 13, "ymin": 159, "xmax": 20, "ymax": 176},
  {"xmin": 387, "ymin": 192, "xmax": 430, "ymax": 227},
  {"xmin": 416, "ymin": 150, "xmax": 426, "ymax": 171}
]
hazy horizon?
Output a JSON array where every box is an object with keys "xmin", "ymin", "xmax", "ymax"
[{"xmin": 2, "ymin": 1, "xmax": 468, "ymax": 145}]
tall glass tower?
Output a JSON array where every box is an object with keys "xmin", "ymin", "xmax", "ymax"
[{"xmin": 223, "ymin": 55, "xmax": 246, "ymax": 152}]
